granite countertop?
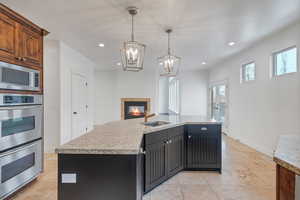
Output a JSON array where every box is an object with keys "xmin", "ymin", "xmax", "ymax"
[
  {"xmin": 273, "ymin": 135, "xmax": 300, "ymax": 175},
  {"xmin": 55, "ymin": 115, "xmax": 221, "ymax": 155}
]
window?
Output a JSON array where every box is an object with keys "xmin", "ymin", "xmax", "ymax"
[
  {"xmin": 273, "ymin": 47, "xmax": 297, "ymax": 76},
  {"xmin": 241, "ymin": 62, "xmax": 255, "ymax": 82},
  {"xmin": 169, "ymin": 77, "xmax": 179, "ymax": 114}
]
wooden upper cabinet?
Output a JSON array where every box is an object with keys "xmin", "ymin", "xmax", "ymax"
[
  {"xmin": 0, "ymin": 12, "xmax": 19, "ymax": 62},
  {"xmin": 0, "ymin": 3, "xmax": 48, "ymax": 69},
  {"xmin": 19, "ymin": 25, "xmax": 42, "ymax": 67}
]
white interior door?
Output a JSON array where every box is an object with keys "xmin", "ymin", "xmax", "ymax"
[{"xmin": 71, "ymin": 73, "xmax": 88, "ymax": 139}]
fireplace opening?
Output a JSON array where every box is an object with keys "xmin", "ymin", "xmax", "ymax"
[{"xmin": 124, "ymin": 101, "xmax": 148, "ymax": 119}]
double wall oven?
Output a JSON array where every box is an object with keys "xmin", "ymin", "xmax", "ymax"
[{"xmin": 0, "ymin": 61, "xmax": 43, "ymax": 199}]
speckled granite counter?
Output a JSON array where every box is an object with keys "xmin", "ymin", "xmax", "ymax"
[
  {"xmin": 55, "ymin": 115, "xmax": 220, "ymax": 155},
  {"xmin": 274, "ymin": 135, "xmax": 300, "ymax": 175}
]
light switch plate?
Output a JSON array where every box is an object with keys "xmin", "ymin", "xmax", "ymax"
[{"xmin": 61, "ymin": 173, "xmax": 77, "ymax": 184}]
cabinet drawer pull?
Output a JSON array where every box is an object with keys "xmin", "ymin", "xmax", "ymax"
[
  {"xmin": 21, "ymin": 57, "xmax": 27, "ymax": 61},
  {"xmin": 201, "ymin": 127, "xmax": 208, "ymax": 131}
]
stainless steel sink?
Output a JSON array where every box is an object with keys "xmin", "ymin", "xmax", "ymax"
[{"xmin": 143, "ymin": 121, "xmax": 170, "ymax": 127}]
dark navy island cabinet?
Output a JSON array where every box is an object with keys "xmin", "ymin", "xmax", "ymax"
[
  {"xmin": 144, "ymin": 126, "xmax": 185, "ymax": 192},
  {"xmin": 144, "ymin": 124, "xmax": 221, "ymax": 193},
  {"xmin": 185, "ymin": 124, "xmax": 222, "ymax": 172},
  {"xmin": 57, "ymin": 123, "xmax": 221, "ymax": 200}
]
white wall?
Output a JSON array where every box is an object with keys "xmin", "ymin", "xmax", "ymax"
[
  {"xmin": 209, "ymin": 23, "xmax": 300, "ymax": 156},
  {"xmin": 44, "ymin": 40, "xmax": 96, "ymax": 152},
  {"xmin": 179, "ymin": 70, "xmax": 209, "ymax": 116},
  {"xmin": 94, "ymin": 68, "xmax": 209, "ymax": 125},
  {"xmin": 59, "ymin": 42, "xmax": 95, "ymax": 145},
  {"xmin": 94, "ymin": 69, "xmax": 158, "ymax": 124},
  {"xmin": 94, "ymin": 71, "xmax": 116, "ymax": 124},
  {"xmin": 44, "ymin": 40, "xmax": 60, "ymax": 153}
]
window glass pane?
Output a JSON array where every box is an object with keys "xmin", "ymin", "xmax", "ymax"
[
  {"xmin": 275, "ymin": 47, "xmax": 297, "ymax": 76},
  {"xmin": 242, "ymin": 62, "xmax": 255, "ymax": 82}
]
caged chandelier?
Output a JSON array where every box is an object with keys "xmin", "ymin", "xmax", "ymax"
[
  {"xmin": 120, "ymin": 7, "xmax": 146, "ymax": 72},
  {"xmin": 158, "ymin": 29, "xmax": 181, "ymax": 76}
]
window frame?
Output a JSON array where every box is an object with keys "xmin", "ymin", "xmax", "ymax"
[
  {"xmin": 272, "ymin": 46, "xmax": 298, "ymax": 77},
  {"xmin": 240, "ymin": 61, "xmax": 256, "ymax": 83}
]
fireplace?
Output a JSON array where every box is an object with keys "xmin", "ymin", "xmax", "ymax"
[{"xmin": 121, "ymin": 98, "xmax": 150, "ymax": 120}]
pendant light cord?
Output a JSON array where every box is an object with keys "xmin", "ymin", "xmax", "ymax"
[
  {"xmin": 131, "ymin": 14, "xmax": 134, "ymax": 41},
  {"xmin": 168, "ymin": 31, "xmax": 171, "ymax": 55}
]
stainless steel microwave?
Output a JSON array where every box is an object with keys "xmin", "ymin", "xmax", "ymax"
[
  {"xmin": 0, "ymin": 140, "xmax": 42, "ymax": 199},
  {"xmin": 0, "ymin": 104, "xmax": 43, "ymax": 152},
  {"xmin": 0, "ymin": 61, "xmax": 40, "ymax": 91}
]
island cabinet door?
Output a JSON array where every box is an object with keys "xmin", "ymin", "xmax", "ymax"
[
  {"xmin": 144, "ymin": 140, "xmax": 168, "ymax": 193},
  {"xmin": 186, "ymin": 124, "xmax": 222, "ymax": 171},
  {"xmin": 166, "ymin": 127, "xmax": 184, "ymax": 177}
]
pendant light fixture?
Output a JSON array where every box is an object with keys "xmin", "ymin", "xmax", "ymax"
[
  {"xmin": 158, "ymin": 29, "xmax": 181, "ymax": 76},
  {"xmin": 120, "ymin": 7, "xmax": 146, "ymax": 72}
]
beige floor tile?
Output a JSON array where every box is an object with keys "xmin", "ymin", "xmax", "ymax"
[
  {"xmin": 7, "ymin": 136, "xmax": 276, "ymax": 200},
  {"xmin": 181, "ymin": 184, "xmax": 219, "ymax": 200}
]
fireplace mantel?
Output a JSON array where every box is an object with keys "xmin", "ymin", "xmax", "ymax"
[{"xmin": 121, "ymin": 98, "xmax": 151, "ymax": 120}]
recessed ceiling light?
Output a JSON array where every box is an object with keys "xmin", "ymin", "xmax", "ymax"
[
  {"xmin": 202, "ymin": 62, "xmax": 207, "ymax": 65},
  {"xmin": 117, "ymin": 62, "xmax": 121, "ymax": 66},
  {"xmin": 228, "ymin": 42, "xmax": 235, "ymax": 46},
  {"xmin": 98, "ymin": 43, "xmax": 105, "ymax": 47}
]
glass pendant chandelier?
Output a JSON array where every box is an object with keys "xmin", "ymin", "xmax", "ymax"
[
  {"xmin": 120, "ymin": 7, "xmax": 146, "ymax": 72},
  {"xmin": 158, "ymin": 29, "xmax": 181, "ymax": 76}
]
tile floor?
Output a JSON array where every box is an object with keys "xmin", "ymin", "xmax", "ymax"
[{"xmin": 8, "ymin": 136, "xmax": 276, "ymax": 200}]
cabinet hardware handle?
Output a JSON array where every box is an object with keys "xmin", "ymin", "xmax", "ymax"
[
  {"xmin": 201, "ymin": 127, "xmax": 208, "ymax": 131},
  {"xmin": 73, "ymin": 112, "xmax": 77, "ymax": 114},
  {"xmin": 15, "ymin": 57, "xmax": 22, "ymax": 61},
  {"xmin": 188, "ymin": 135, "xmax": 192, "ymax": 139},
  {"xmin": 21, "ymin": 57, "xmax": 27, "ymax": 61}
]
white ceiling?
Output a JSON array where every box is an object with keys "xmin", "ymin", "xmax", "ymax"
[{"xmin": 2, "ymin": 0, "xmax": 300, "ymax": 71}]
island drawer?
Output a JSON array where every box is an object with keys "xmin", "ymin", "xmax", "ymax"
[{"xmin": 186, "ymin": 124, "xmax": 221, "ymax": 136}]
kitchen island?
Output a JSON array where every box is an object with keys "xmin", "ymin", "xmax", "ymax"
[
  {"xmin": 55, "ymin": 115, "xmax": 222, "ymax": 200},
  {"xmin": 274, "ymin": 135, "xmax": 300, "ymax": 200}
]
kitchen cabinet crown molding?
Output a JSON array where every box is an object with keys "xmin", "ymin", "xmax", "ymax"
[{"xmin": 0, "ymin": 3, "xmax": 49, "ymax": 36}]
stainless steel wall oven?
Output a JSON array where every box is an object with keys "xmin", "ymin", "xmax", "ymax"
[{"xmin": 0, "ymin": 94, "xmax": 43, "ymax": 199}]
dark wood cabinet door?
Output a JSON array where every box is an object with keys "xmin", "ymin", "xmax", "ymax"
[
  {"xmin": 145, "ymin": 140, "xmax": 167, "ymax": 192},
  {"xmin": 186, "ymin": 125, "xmax": 221, "ymax": 170},
  {"xmin": 19, "ymin": 25, "xmax": 42, "ymax": 67},
  {"xmin": 167, "ymin": 133, "xmax": 184, "ymax": 177},
  {"xmin": 0, "ymin": 12, "xmax": 19, "ymax": 62}
]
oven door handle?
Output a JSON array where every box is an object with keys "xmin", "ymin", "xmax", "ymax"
[
  {"xmin": 0, "ymin": 142, "xmax": 37, "ymax": 158},
  {"xmin": 0, "ymin": 105, "xmax": 42, "ymax": 110}
]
